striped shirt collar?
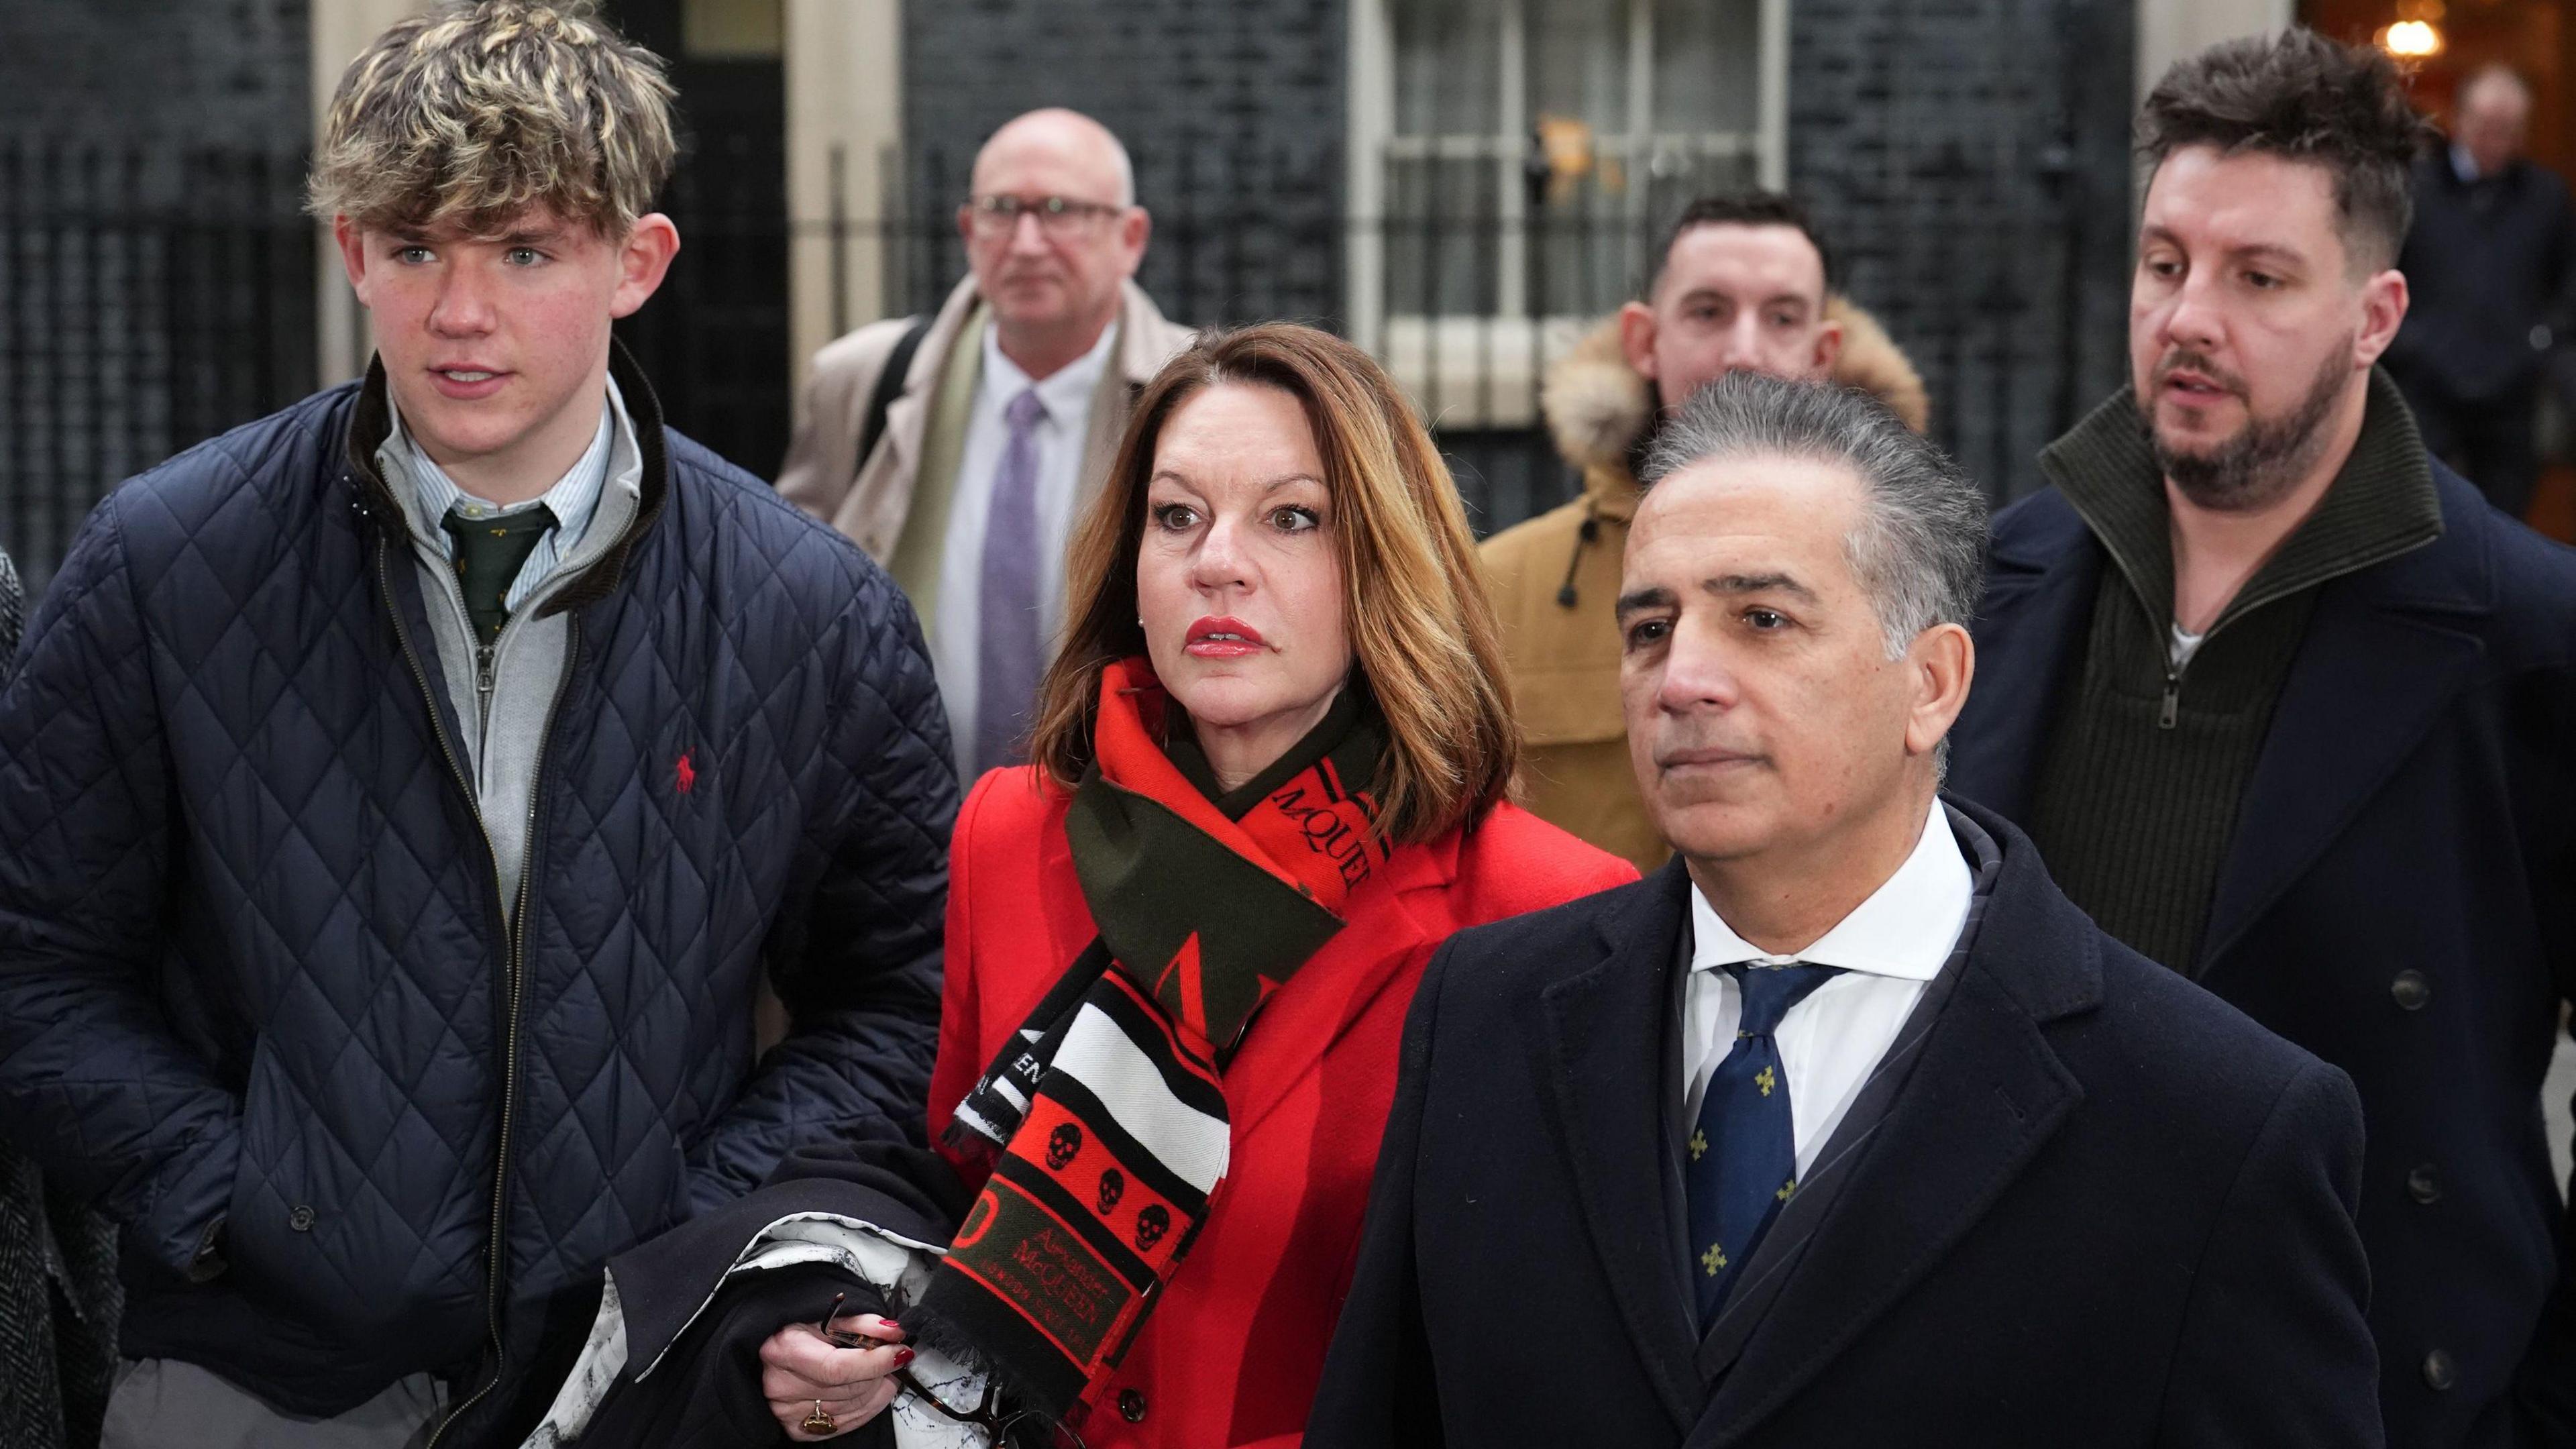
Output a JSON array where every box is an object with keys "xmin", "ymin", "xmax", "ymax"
[{"xmin": 383, "ymin": 376, "xmax": 635, "ymax": 612}]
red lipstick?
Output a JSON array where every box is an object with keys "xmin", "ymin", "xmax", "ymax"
[{"xmin": 1185, "ymin": 616, "xmax": 1267, "ymax": 658}]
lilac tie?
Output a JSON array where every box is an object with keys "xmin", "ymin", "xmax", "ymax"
[{"xmin": 976, "ymin": 387, "xmax": 1048, "ymax": 774}]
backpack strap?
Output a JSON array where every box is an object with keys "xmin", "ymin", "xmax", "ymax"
[{"xmin": 855, "ymin": 314, "xmax": 934, "ymax": 486}]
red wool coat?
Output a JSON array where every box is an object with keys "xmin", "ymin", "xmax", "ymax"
[{"xmin": 928, "ymin": 766, "xmax": 1636, "ymax": 1448}]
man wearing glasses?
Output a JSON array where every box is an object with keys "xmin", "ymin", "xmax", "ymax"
[{"xmin": 780, "ymin": 108, "xmax": 1194, "ymax": 780}]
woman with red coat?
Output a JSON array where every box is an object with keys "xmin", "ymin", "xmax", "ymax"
[
  {"xmin": 769, "ymin": 323, "xmax": 1632, "ymax": 1446},
  {"xmin": 529, "ymin": 323, "xmax": 1633, "ymax": 1449}
]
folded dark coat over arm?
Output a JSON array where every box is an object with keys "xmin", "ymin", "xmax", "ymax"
[{"xmin": 525, "ymin": 1135, "xmax": 973, "ymax": 1448}]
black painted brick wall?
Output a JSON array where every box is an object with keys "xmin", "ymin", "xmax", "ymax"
[
  {"xmin": 1790, "ymin": 0, "xmax": 2135, "ymax": 502},
  {"xmin": 2, "ymin": 0, "xmax": 310, "ymax": 154},
  {"xmin": 900, "ymin": 0, "xmax": 1348, "ymax": 331},
  {"xmin": 901, "ymin": 0, "xmax": 2137, "ymax": 519},
  {"xmin": 1, "ymin": 0, "xmax": 317, "ymax": 594}
]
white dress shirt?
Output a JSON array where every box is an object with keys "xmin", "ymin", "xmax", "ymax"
[
  {"xmin": 931, "ymin": 321, "xmax": 1118, "ymax": 777},
  {"xmin": 1682, "ymin": 795, "xmax": 1973, "ymax": 1175}
]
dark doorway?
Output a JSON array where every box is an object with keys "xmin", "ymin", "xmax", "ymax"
[{"xmin": 608, "ymin": 0, "xmax": 790, "ymax": 477}]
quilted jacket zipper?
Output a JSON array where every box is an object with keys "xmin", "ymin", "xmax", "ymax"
[{"xmin": 374, "ymin": 536, "xmax": 578, "ymax": 1447}]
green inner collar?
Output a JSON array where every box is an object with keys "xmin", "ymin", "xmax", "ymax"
[{"xmin": 2039, "ymin": 368, "xmax": 2443, "ymax": 638}]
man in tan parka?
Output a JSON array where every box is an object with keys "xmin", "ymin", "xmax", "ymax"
[{"xmin": 1481, "ymin": 193, "xmax": 1929, "ymax": 869}]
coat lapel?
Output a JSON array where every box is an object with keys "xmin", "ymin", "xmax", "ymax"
[
  {"xmin": 1536, "ymin": 863, "xmax": 1704, "ymax": 1434},
  {"xmin": 1693, "ymin": 822, "xmax": 2096, "ymax": 1445},
  {"xmin": 851, "ymin": 274, "xmax": 979, "ymax": 564},
  {"xmin": 1949, "ymin": 496, "xmax": 2102, "ymax": 824},
  {"xmin": 2198, "ymin": 486, "xmax": 2494, "ymax": 971}
]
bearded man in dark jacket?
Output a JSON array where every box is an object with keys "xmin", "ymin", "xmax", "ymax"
[
  {"xmin": 0, "ymin": 6, "xmax": 956, "ymax": 1446},
  {"xmin": 1951, "ymin": 32, "xmax": 2576, "ymax": 1449}
]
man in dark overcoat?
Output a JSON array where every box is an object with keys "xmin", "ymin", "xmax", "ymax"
[
  {"xmin": 2384, "ymin": 64, "xmax": 2576, "ymax": 520},
  {"xmin": 1950, "ymin": 30, "xmax": 2576, "ymax": 1448},
  {"xmin": 1308, "ymin": 372, "xmax": 2381, "ymax": 1447}
]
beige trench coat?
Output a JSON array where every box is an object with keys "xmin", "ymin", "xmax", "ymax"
[{"xmin": 775, "ymin": 274, "xmax": 1195, "ymax": 566}]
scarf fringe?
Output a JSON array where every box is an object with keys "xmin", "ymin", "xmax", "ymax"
[{"xmin": 894, "ymin": 1303, "xmax": 1067, "ymax": 1435}]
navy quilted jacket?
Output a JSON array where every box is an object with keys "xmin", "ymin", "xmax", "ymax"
[{"xmin": 0, "ymin": 352, "xmax": 957, "ymax": 1431}]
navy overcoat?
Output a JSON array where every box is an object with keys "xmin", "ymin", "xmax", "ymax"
[
  {"xmin": 1309, "ymin": 802, "xmax": 2381, "ymax": 1448},
  {"xmin": 1951, "ymin": 462, "xmax": 2576, "ymax": 1448},
  {"xmin": 0, "ymin": 349, "xmax": 958, "ymax": 1434}
]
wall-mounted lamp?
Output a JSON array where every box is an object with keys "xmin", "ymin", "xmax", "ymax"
[{"xmin": 2378, "ymin": 19, "xmax": 2445, "ymax": 57}]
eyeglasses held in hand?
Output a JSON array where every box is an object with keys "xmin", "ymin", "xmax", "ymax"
[
  {"xmin": 966, "ymin": 194, "xmax": 1125, "ymax": 240},
  {"xmin": 818, "ymin": 1291, "xmax": 1088, "ymax": 1448}
]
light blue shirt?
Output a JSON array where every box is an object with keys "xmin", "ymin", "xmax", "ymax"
[{"xmin": 388, "ymin": 376, "xmax": 624, "ymax": 613}]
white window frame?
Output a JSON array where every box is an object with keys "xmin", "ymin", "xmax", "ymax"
[{"xmin": 1346, "ymin": 0, "xmax": 1788, "ymax": 428}]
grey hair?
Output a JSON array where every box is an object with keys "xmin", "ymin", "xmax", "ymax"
[{"xmin": 1642, "ymin": 372, "xmax": 1989, "ymax": 661}]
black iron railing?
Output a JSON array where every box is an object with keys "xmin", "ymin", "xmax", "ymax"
[
  {"xmin": 0, "ymin": 144, "xmax": 315, "ymax": 594},
  {"xmin": 1, "ymin": 140, "xmax": 2094, "ymax": 603}
]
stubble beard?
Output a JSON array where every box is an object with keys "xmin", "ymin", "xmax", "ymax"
[{"xmin": 2139, "ymin": 341, "xmax": 2354, "ymax": 514}]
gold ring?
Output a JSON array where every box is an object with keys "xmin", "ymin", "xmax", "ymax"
[{"xmin": 802, "ymin": 1399, "xmax": 835, "ymax": 1434}]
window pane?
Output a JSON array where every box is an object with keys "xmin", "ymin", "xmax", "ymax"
[
  {"xmin": 1525, "ymin": 0, "xmax": 1634, "ymax": 316},
  {"xmin": 1385, "ymin": 154, "xmax": 1501, "ymax": 315},
  {"xmin": 682, "ymin": 0, "xmax": 784, "ymax": 59},
  {"xmin": 1383, "ymin": 0, "xmax": 1770, "ymax": 320},
  {"xmin": 1393, "ymin": 0, "xmax": 1502, "ymax": 137},
  {"xmin": 1653, "ymin": 0, "xmax": 1761, "ymax": 133},
  {"xmin": 1640, "ymin": 148, "xmax": 1762, "ymax": 233},
  {"xmin": 1530, "ymin": 195, "xmax": 1637, "ymax": 316},
  {"xmin": 1529, "ymin": 0, "xmax": 1627, "ymax": 130}
]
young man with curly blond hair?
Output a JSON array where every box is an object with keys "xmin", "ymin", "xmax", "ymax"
[{"xmin": 0, "ymin": 4, "xmax": 957, "ymax": 1444}]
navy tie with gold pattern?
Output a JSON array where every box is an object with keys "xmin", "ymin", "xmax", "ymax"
[
  {"xmin": 440, "ymin": 503, "xmax": 556, "ymax": 647},
  {"xmin": 1686, "ymin": 961, "xmax": 1842, "ymax": 1328}
]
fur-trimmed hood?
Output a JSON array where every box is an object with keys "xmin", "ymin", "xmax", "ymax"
[{"xmin": 1540, "ymin": 297, "xmax": 1931, "ymax": 482}]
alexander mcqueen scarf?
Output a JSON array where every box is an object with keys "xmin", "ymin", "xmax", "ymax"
[{"xmin": 916, "ymin": 658, "xmax": 1389, "ymax": 1422}]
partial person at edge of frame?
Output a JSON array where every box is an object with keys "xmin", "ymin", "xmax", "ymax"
[
  {"xmin": 0, "ymin": 537, "xmax": 125, "ymax": 1449},
  {"xmin": 0, "ymin": 3, "xmax": 958, "ymax": 1444},
  {"xmin": 1951, "ymin": 28, "xmax": 2576, "ymax": 1447},
  {"xmin": 2384, "ymin": 61, "xmax": 2576, "ymax": 523}
]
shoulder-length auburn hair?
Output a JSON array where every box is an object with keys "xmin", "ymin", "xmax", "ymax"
[{"xmin": 1028, "ymin": 323, "xmax": 1518, "ymax": 847}]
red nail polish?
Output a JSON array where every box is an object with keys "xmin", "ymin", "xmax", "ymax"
[
  {"xmin": 894, "ymin": 1348, "xmax": 916, "ymax": 1367},
  {"xmin": 882, "ymin": 1318, "xmax": 901, "ymax": 1332}
]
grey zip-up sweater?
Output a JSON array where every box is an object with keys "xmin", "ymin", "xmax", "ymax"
[
  {"xmin": 2025, "ymin": 368, "xmax": 2442, "ymax": 972},
  {"xmin": 378, "ymin": 387, "xmax": 644, "ymax": 914}
]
